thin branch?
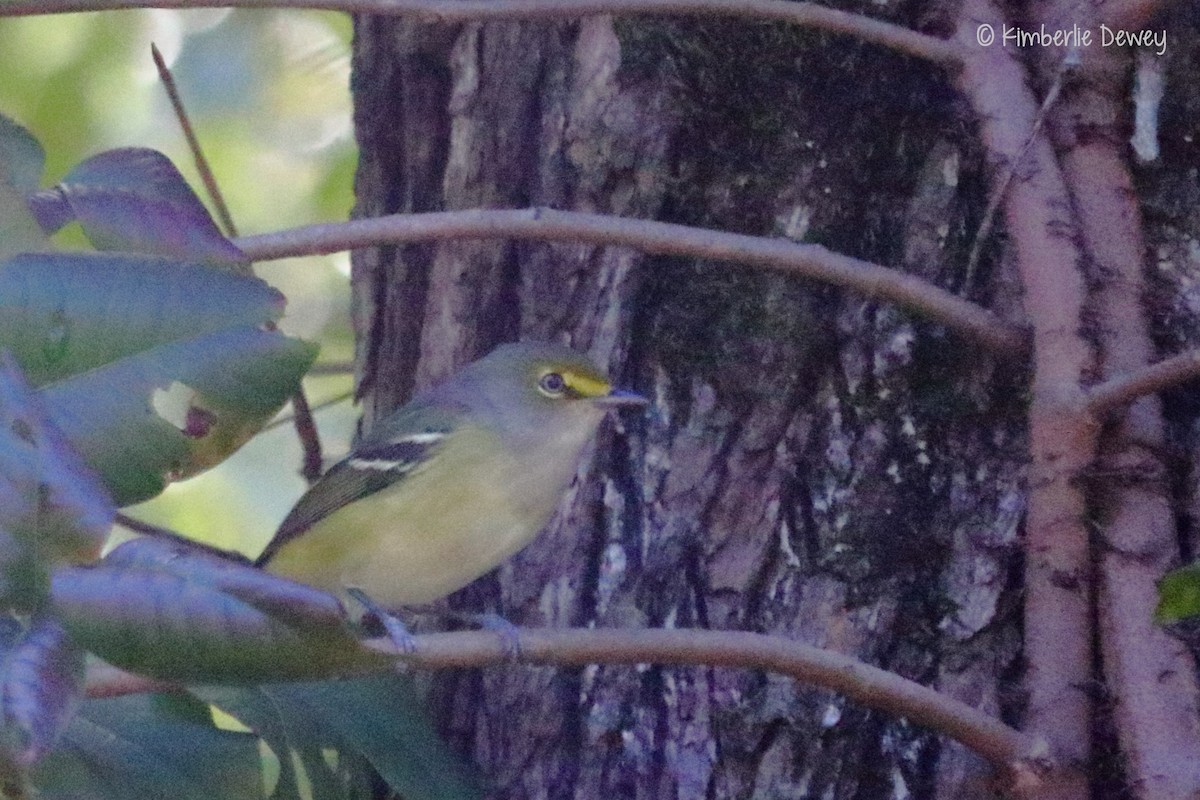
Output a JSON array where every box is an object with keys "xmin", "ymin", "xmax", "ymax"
[
  {"xmin": 150, "ymin": 42, "xmax": 325, "ymax": 482},
  {"xmin": 962, "ymin": 53, "xmax": 1072, "ymax": 295},
  {"xmin": 263, "ymin": 389, "xmax": 354, "ymax": 434},
  {"xmin": 289, "ymin": 388, "xmax": 324, "ymax": 483},
  {"xmin": 114, "ymin": 512, "xmax": 191, "ymax": 542},
  {"xmin": 235, "ymin": 208, "xmax": 1028, "ymax": 357},
  {"xmin": 113, "ymin": 514, "xmax": 259, "ymax": 562},
  {"xmin": 1086, "ymin": 349, "xmax": 1200, "ymax": 418},
  {"xmin": 151, "ymin": 42, "xmax": 240, "ymax": 240},
  {"xmin": 305, "ymin": 361, "xmax": 355, "ymax": 376},
  {"xmin": 86, "ymin": 627, "xmax": 1052, "ymax": 776},
  {"xmin": 85, "ymin": 661, "xmax": 178, "ymax": 699},
  {"xmin": 0, "ymin": 0, "xmax": 962, "ymax": 65}
]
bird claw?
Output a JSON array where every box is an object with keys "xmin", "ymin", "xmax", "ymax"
[
  {"xmin": 457, "ymin": 611, "xmax": 523, "ymax": 662},
  {"xmin": 347, "ymin": 587, "xmax": 418, "ymax": 656}
]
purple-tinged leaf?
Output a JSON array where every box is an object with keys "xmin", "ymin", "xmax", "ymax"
[
  {"xmin": 0, "ymin": 616, "xmax": 85, "ymax": 783},
  {"xmin": 51, "ymin": 549, "xmax": 391, "ymax": 684},
  {"xmin": 45, "ymin": 148, "xmax": 247, "ymax": 269},
  {"xmin": 103, "ymin": 538, "xmax": 349, "ymax": 630},
  {"xmin": 0, "ymin": 354, "xmax": 113, "ymax": 572},
  {"xmin": 25, "ymin": 188, "xmax": 71, "ymax": 238}
]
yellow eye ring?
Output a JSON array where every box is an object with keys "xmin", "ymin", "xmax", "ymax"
[{"xmin": 538, "ymin": 371, "xmax": 567, "ymax": 397}]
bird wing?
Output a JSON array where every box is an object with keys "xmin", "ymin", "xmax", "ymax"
[{"xmin": 255, "ymin": 404, "xmax": 458, "ymax": 566}]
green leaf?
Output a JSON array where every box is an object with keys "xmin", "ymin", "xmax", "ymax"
[
  {"xmin": 1156, "ymin": 563, "xmax": 1200, "ymax": 623},
  {"xmin": 0, "ymin": 189, "xmax": 52, "ymax": 261},
  {"xmin": 50, "ymin": 540, "xmax": 390, "ymax": 684},
  {"xmin": 0, "ymin": 253, "xmax": 314, "ymax": 504},
  {"xmin": 0, "ymin": 113, "xmax": 45, "ymax": 194},
  {"xmin": 195, "ymin": 684, "xmax": 342, "ymax": 800},
  {"xmin": 200, "ymin": 674, "xmax": 484, "ymax": 800},
  {"xmin": 31, "ymin": 693, "xmax": 262, "ymax": 800},
  {"xmin": 31, "ymin": 148, "xmax": 248, "ymax": 269},
  {"xmin": 278, "ymin": 676, "xmax": 483, "ymax": 800},
  {"xmin": 0, "ymin": 615, "xmax": 85, "ymax": 787},
  {"xmin": 0, "ymin": 252, "xmax": 285, "ymax": 388},
  {"xmin": 41, "ymin": 325, "xmax": 316, "ymax": 505},
  {"xmin": 0, "ymin": 115, "xmax": 51, "ymax": 260}
]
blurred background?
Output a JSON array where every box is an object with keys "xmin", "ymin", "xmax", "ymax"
[{"xmin": 0, "ymin": 10, "xmax": 361, "ymax": 555}]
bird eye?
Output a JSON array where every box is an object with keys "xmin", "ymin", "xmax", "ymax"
[{"xmin": 538, "ymin": 371, "xmax": 567, "ymax": 397}]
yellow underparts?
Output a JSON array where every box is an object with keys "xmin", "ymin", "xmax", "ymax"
[{"xmin": 265, "ymin": 413, "xmax": 600, "ymax": 607}]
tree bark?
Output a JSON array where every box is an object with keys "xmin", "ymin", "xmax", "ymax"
[{"xmin": 346, "ymin": 6, "xmax": 1199, "ymax": 799}]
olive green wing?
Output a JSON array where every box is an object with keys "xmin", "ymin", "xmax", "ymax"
[{"xmin": 255, "ymin": 407, "xmax": 457, "ymax": 567}]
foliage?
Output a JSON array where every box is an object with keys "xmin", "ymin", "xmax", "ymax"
[
  {"xmin": 0, "ymin": 114, "xmax": 479, "ymax": 800},
  {"xmin": 1156, "ymin": 563, "xmax": 1200, "ymax": 624}
]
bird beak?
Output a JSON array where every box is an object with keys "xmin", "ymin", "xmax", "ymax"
[{"xmin": 592, "ymin": 389, "xmax": 649, "ymax": 409}]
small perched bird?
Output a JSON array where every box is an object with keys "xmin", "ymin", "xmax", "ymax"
[{"xmin": 256, "ymin": 342, "xmax": 646, "ymax": 608}]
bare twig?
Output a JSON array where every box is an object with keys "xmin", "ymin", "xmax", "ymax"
[
  {"xmin": 289, "ymin": 388, "xmax": 324, "ymax": 483},
  {"xmin": 962, "ymin": 54, "xmax": 1072, "ymax": 295},
  {"xmin": 150, "ymin": 42, "xmax": 324, "ymax": 483},
  {"xmin": 235, "ymin": 208, "xmax": 1028, "ymax": 357},
  {"xmin": 1086, "ymin": 349, "xmax": 1200, "ymax": 418},
  {"xmin": 114, "ymin": 512, "xmax": 192, "ymax": 542},
  {"xmin": 263, "ymin": 389, "xmax": 354, "ymax": 434},
  {"xmin": 86, "ymin": 626, "xmax": 1053, "ymax": 778},
  {"xmin": 0, "ymin": 0, "xmax": 961, "ymax": 65},
  {"xmin": 305, "ymin": 361, "xmax": 355, "ymax": 376},
  {"xmin": 113, "ymin": 514, "xmax": 256, "ymax": 564},
  {"xmin": 151, "ymin": 42, "xmax": 240, "ymax": 241}
]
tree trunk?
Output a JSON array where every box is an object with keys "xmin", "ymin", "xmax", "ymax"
[{"xmin": 345, "ymin": 7, "xmax": 1198, "ymax": 798}]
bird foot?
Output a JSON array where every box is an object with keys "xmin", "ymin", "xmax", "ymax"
[{"xmin": 346, "ymin": 587, "xmax": 418, "ymax": 656}]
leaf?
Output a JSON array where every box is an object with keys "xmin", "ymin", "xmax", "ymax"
[
  {"xmin": 0, "ymin": 115, "xmax": 51, "ymax": 261},
  {"xmin": 30, "ymin": 692, "xmax": 262, "ymax": 800},
  {"xmin": 0, "ymin": 615, "xmax": 85, "ymax": 786},
  {"xmin": 0, "ymin": 252, "xmax": 286, "ymax": 388},
  {"xmin": 0, "ymin": 189, "xmax": 53, "ymax": 263},
  {"xmin": 50, "ymin": 541, "xmax": 390, "ymax": 684},
  {"xmin": 0, "ymin": 354, "xmax": 112, "ymax": 609},
  {"xmin": 273, "ymin": 676, "xmax": 484, "ymax": 800},
  {"xmin": 0, "ymin": 252, "xmax": 313, "ymax": 504},
  {"xmin": 194, "ymin": 684, "xmax": 342, "ymax": 800},
  {"xmin": 0, "ymin": 353, "xmax": 113, "ymax": 566},
  {"xmin": 28, "ymin": 148, "xmax": 247, "ymax": 269},
  {"xmin": 0, "ymin": 114, "xmax": 45, "ymax": 194},
  {"xmin": 102, "ymin": 538, "xmax": 352, "ymax": 632},
  {"xmin": 199, "ymin": 674, "xmax": 484, "ymax": 800},
  {"xmin": 1156, "ymin": 563, "xmax": 1200, "ymax": 623},
  {"xmin": 41, "ymin": 325, "xmax": 316, "ymax": 505}
]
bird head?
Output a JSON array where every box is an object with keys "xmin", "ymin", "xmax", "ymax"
[{"xmin": 431, "ymin": 342, "xmax": 647, "ymax": 443}]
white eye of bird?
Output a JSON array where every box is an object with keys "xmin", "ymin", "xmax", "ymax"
[{"xmin": 538, "ymin": 371, "xmax": 567, "ymax": 397}]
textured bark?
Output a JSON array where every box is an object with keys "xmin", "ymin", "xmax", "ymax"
[
  {"xmin": 1022, "ymin": 4, "xmax": 1200, "ymax": 795},
  {"xmin": 346, "ymin": 6, "xmax": 1200, "ymax": 799}
]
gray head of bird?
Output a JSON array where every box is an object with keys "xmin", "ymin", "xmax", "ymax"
[{"xmin": 427, "ymin": 341, "xmax": 647, "ymax": 444}]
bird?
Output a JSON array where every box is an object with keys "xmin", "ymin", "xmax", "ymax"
[{"xmin": 256, "ymin": 341, "xmax": 646, "ymax": 610}]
